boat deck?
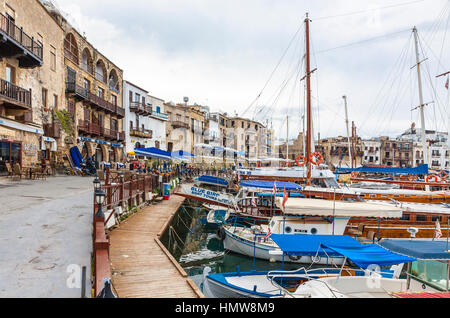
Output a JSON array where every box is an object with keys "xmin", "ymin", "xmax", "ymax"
[{"xmin": 109, "ymin": 193, "xmax": 204, "ymax": 298}]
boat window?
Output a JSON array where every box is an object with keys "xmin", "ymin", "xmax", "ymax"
[
  {"xmin": 310, "ymin": 228, "xmax": 318, "ymax": 235},
  {"xmin": 400, "ymin": 214, "xmax": 410, "ymax": 221},
  {"xmin": 431, "ymin": 216, "xmax": 442, "ymax": 222},
  {"xmin": 416, "ymin": 215, "xmax": 427, "ymax": 222},
  {"xmin": 285, "ymin": 226, "xmax": 292, "ymax": 234}
]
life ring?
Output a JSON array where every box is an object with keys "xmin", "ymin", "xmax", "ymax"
[
  {"xmin": 310, "ymin": 152, "xmax": 324, "ymax": 166},
  {"xmin": 296, "ymin": 155, "xmax": 307, "ymax": 167},
  {"xmin": 426, "ymin": 175, "xmax": 441, "ymax": 183},
  {"xmin": 310, "ymin": 255, "xmax": 321, "ymax": 263},
  {"xmin": 439, "ymin": 171, "xmax": 448, "ymax": 180},
  {"xmin": 216, "ymin": 227, "xmax": 226, "ymax": 241},
  {"xmin": 408, "ymin": 174, "xmax": 418, "ymax": 181},
  {"xmin": 351, "ymin": 172, "xmax": 359, "ymax": 179}
]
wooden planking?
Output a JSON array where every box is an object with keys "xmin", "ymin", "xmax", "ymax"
[{"xmin": 109, "ymin": 193, "xmax": 203, "ymax": 298}]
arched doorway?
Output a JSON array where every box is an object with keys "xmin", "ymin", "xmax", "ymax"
[
  {"xmin": 95, "ymin": 144, "xmax": 103, "ymax": 164},
  {"xmin": 109, "ymin": 148, "xmax": 116, "ymax": 163},
  {"xmin": 81, "ymin": 143, "xmax": 89, "ymax": 159}
]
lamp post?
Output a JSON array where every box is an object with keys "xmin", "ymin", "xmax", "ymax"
[
  {"xmin": 93, "ymin": 177, "xmax": 101, "ymax": 191},
  {"xmin": 95, "ymin": 188, "xmax": 106, "ymax": 218}
]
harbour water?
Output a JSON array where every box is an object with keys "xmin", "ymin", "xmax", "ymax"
[{"xmin": 160, "ymin": 200, "xmax": 303, "ymax": 290}]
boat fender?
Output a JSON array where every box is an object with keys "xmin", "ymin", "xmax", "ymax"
[
  {"xmin": 216, "ymin": 227, "xmax": 226, "ymax": 241},
  {"xmin": 288, "ymin": 254, "xmax": 301, "ymax": 261}
]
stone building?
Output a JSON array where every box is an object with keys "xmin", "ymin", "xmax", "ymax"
[
  {"xmin": 165, "ymin": 102, "xmax": 207, "ymax": 154},
  {"xmin": 362, "ymin": 139, "xmax": 382, "ymax": 165},
  {"xmin": 45, "ymin": 4, "xmax": 125, "ymax": 166},
  {"xmin": 0, "ymin": 0, "xmax": 65, "ymax": 174},
  {"xmin": 147, "ymin": 94, "xmax": 168, "ymax": 151},
  {"xmin": 380, "ymin": 138, "xmax": 413, "ymax": 168}
]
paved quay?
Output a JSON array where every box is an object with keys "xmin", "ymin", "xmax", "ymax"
[
  {"xmin": 0, "ymin": 176, "xmax": 94, "ymax": 298},
  {"xmin": 109, "ymin": 194, "xmax": 203, "ymax": 298}
]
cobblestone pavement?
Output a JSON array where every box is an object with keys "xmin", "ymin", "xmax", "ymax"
[{"xmin": 0, "ymin": 176, "xmax": 94, "ymax": 298}]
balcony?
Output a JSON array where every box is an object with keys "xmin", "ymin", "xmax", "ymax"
[
  {"xmin": 43, "ymin": 123, "xmax": 61, "ymax": 139},
  {"xmin": 0, "ymin": 12, "xmax": 43, "ymax": 68},
  {"xmin": 87, "ymin": 92, "xmax": 125, "ymax": 119},
  {"xmin": 0, "ymin": 78, "xmax": 32, "ymax": 115},
  {"xmin": 101, "ymin": 127, "xmax": 124, "ymax": 141},
  {"xmin": 78, "ymin": 120, "xmax": 100, "ymax": 136},
  {"xmin": 171, "ymin": 121, "xmax": 189, "ymax": 129},
  {"xmin": 130, "ymin": 128, "xmax": 153, "ymax": 139},
  {"xmin": 130, "ymin": 102, "xmax": 152, "ymax": 116},
  {"xmin": 66, "ymin": 82, "xmax": 89, "ymax": 100}
]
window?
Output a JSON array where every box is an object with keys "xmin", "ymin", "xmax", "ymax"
[
  {"xmin": 400, "ymin": 214, "xmax": 410, "ymax": 221},
  {"xmin": 98, "ymin": 87, "xmax": 105, "ymax": 99},
  {"xmin": 416, "ymin": 215, "xmax": 427, "ymax": 222},
  {"xmin": 431, "ymin": 216, "xmax": 442, "ymax": 222},
  {"xmin": 135, "ymin": 93, "xmax": 140, "ymax": 103},
  {"xmin": 50, "ymin": 46, "xmax": 56, "ymax": 71},
  {"xmin": 53, "ymin": 95, "xmax": 58, "ymax": 109},
  {"xmin": 111, "ymin": 94, "xmax": 117, "ymax": 106},
  {"xmin": 83, "ymin": 78, "xmax": 90, "ymax": 91},
  {"xmin": 42, "ymin": 88, "xmax": 48, "ymax": 107},
  {"xmin": 156, "ymin": 106, "xmax": 161, "ymax": 113},
  {"xmin": 5, "ymin": 65, "xmax": 15, "ymax": 83}
]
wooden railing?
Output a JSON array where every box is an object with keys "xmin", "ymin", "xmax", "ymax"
[
  {"xmin": 0, "ymin": 12, "xmax": 43, "ymax": 60},
  {"xmin": 88, "ymin": 92, "xmax": 125, "ymax": 118},
  {"xmin": 0, "ymin": 78, "xmax": 32, "ymax": 108}
]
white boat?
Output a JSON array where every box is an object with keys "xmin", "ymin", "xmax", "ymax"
[
  {"xmin": 219, "ymin": 199, "xmax": 402, "ymax": 263},
  {"xmin": 203, "ymin": 233, "xmax": 418, "ymax": 298}
]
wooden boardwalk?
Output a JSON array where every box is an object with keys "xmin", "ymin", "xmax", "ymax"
[{"xmin": 109, "ymin": 194, "xmax": 204, "ymax": 298}]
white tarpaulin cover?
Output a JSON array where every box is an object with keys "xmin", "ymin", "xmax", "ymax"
[{"xmin": 276, "ymin": 198, "xmax": 402, "ymax": 218}]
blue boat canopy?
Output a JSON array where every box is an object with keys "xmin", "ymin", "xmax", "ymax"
[
  {"xmin": 196, "ymin": 175, "xmax": 229, "ymax": 187},
  {"xmin": 379, "ymin": 240, "xmax": 450, "ymax": 260},
  {"xmin": 240, "ymin": 180, "xmax": 302, "ymax": 191},
  {"xmin": 135, "ymin": 148, "xmax": 172, "ymax": 160},
  {"xmin": 270, "ymin": 234, "xmax": 416, "ymax": 269},
  {"xmin": 336, "ymin": 164, "xmax": 429, "ymax": 176}
]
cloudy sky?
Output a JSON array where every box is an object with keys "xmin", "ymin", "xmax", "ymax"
[{"xmin": 52, "ymin": 0, "xmax": 450, "ymax": 140}]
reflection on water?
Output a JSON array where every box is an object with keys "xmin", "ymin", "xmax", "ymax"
[{"xmin": 165, "ymin": 201, "xmax": 303, "ymax": 288}]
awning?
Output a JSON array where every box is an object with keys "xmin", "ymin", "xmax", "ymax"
[
  {"xmin": 0, "ymin": 118, "xmax": 44, "ymax": 135},
  {"xmin": 196, "ymin": 175, "xmax": 229, "ymax": 187},
  {"xmin": 276, "ymin": 198, "xmax": 403, "ymax": 218},
  {"xmin": 240, "ymin": 180, "xmax": 302, "ymax": 191},
  {"xmin": 336, "ymin": 164, "xmax": 429, "ymax": 176},
  {"xmin": 379, "ymin": 240, "xmax": 450, "ymax": 260},
  {"xmin": 172, "ymin": 150, "xmax": 195, "ymax": 162},
  {"xmin": 134, "ymin": 147, "xmax": 172, "ymax": 160},
  {"xmin": 41, "ymin": 136, "xmax": 57, "ymax": 152},
  {"xmin": 270, "ymin": 234, "xmax": 416, "ymax": 269}
]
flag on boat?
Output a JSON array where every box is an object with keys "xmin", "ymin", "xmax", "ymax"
[
  {"xmin": 266, "ymin": 227, "xmax": 272, "ymax": 238},
  {"xmin": 251, "ymin": 197, "xmax": 257, "ymax": 207},
  {"xmin": 237, "ymin": 170, "xmax": 241, "ymax": 181},
  {"xmin": 435, "ymin": 220, "xmax": 442, "ymax": 239},
  {"xmin": 446, "ymin": 76, "xmax": 449, "ymax": 90},
  {"xmin": 273, "ymin": 182, "xmax": 277, "ymax": 196},
  {"xmin": 282, "ymin": 187, "xmax": 288, "ymax": 208}
]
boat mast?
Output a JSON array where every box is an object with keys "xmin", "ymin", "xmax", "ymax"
[
  {"xmin": 305, "ymin": 13, "xmax": 312, "ymax": 185},
  {"xmin": 343, "ymin": 95, "xmax": 353, "ymax": 168},
  {"xmin": 286, "ymin": 115, "xmax": 289, "ymax": 164},
  {"xmin": 436, "ymin": 71, "xmax": 450, "ymax": 147},
  {"xmin": 413, "ymin": 27, "xmax": 429, "ymax": 169}
]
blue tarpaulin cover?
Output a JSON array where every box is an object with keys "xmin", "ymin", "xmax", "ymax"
[
  {"xmin": 70, "ymin": 146, "xmax": 84, "ymax": 168},
  {"xmin": 135, "ymin": 148, "xmax": 172, "ymax": 160},
  {"xmin": 379, "ymin": 240, "xmax": 450, "ymax": 260},
  {"xmin": 196, "ymin": 175, "xmax": 229, "ymax": 187},
  {"xmin": 240, "ymin": 180, "xmax": 302, "ymax": 191},
  {"xmin": 336, "ymin": 164, "xmax": 429, "ymax": 176},
  {"xmin": 270, "ymin": 234, "xmax": 416, "ymax": 269}
]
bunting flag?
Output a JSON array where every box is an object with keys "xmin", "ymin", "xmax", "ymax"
[
  {"xmin": 266, "ymin": 227, "xmax": 272, "ymax": 238},
  {"xmin": 282, "ymin": 187, "xmax": 288, "ymax": 209},
  {"xmin": 435, "ymin": 220, "xmax": 442, "ymax": 239}
]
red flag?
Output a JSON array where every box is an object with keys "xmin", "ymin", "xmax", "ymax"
[
  {"xmin": 266, "ymin": 227, "xmax": 272, "ymax": 238},
  {"xmin": 282, "ymin": 187, "xmax": 288, "ymax": 208},
  {"xmin": 446, "ymin": 77, "xmax": 449, "ymax": 90},
  {"xmin": 251, "ymin": 197, "xmax": 257, "ymax": 207},
  {"xmin": 273, "ymin": 182, "xmax": 277, "ymax": 196}
]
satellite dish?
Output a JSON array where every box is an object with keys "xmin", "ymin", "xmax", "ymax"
[{"xmin": 407, "ymin": 227, "xmax": 419, "ymax": 238}]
